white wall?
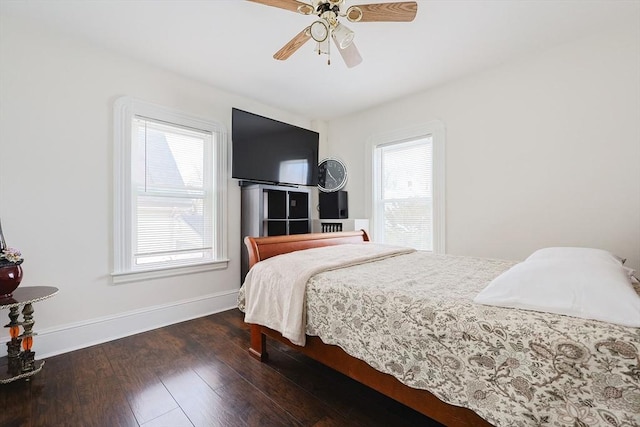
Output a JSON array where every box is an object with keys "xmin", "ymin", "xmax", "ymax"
[
  {"xmin": 0, "ymin": 15, "xmax": 318, "ymax": 356},
  {"xmin": 327, "ymin": 24, "xmax": 640, "ymax": 271}
]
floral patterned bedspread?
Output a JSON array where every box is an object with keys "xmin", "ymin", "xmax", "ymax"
[{"xmin": 303, "ymin": 252, "xmax": 640, "ymax": 427}]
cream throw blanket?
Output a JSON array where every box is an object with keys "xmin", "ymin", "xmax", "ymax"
[{"xmin": 239, "ymin": 243, "xmax": 415, "ymax": 346}]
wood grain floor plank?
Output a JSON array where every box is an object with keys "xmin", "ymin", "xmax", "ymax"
[
  {"xmin": 140, "ymin": 407, "xmax": 194, "ymax": 427},
  {"xmin": 115, "ymin": 366, "xmax": 179, "ymax": 425},
  {"xmin": 76, "ymin": 375, "xmax": 138, "ymax": 427},
  {"xmin": 0, "ymin": 379, "xmax": 43, "ymax": 427},
  {"xmin": 31, "ymin": 366, "xmax": 82, "ymax": 426},
  {"xmin": 191, "ymin": 359, "xmax": 245, "ymax": 392},
  {"xmin": 213, "ymin": 377, "xmax": 302, "ymax": 427},
  {"xmin": 175, "ymin": 320, "xmax": 330, "ymax": 426},
  {"xmin": 69, "ymin": 345, "xmax": 116, "ymax": 386},
  {"xmin": 0, "ymin": 309, "xmax": 445, "ymax": 427},
  {"xmin": 159, "ymin": 367, "xmax": 246, "ymax": 427}
]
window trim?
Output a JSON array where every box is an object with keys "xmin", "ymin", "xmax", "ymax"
[
  {"xmin": 366, "ymin": 121, "xmax": 446, "ymax": 253},
  {"xmin": 112, "ymin": 96, "xmax": 228, "ymax": 284}
]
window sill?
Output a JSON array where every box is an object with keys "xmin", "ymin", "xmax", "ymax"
[{"xmin": 111, "ymin": 259, "xmax": 230, "ymax": 285}]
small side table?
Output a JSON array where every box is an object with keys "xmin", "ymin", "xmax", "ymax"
[{"xmin": 0, "ymin": 286, "xmax": 58, "ymax": 383}]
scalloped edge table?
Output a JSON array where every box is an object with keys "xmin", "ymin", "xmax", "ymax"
[{"xmin": 0, "ymin": 286, "xmax": 59, "ymax": 383}]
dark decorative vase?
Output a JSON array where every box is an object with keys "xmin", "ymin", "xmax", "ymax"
[{"xmin": 0, "ymin": 264, "xmax": 23, "ymax": 298}]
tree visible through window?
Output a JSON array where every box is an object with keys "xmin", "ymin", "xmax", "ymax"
[
  {"xmin": 375, "ymin": 137, "xmax": 433, "ymax": 251},
  {"xmin": 369, "ymin": 121, "xmax": 445, "ymax": 253},
  {"xmin": 376, "ymin": 137, "xmax": 433, "ymax": 251}
]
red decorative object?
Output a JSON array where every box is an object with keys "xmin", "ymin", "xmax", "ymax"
[{"xmin": 0, "ymin": 264, "xmax": 23, "ymax": 298}]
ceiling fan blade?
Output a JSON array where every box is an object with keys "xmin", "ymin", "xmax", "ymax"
[
  {"xmin": 274, "ymin": 27, "xmax": 312, "ymax": 60},
  {"xmin": 332, "ymin": 37, "xmax": 363, "ymax": 68},
  {"xmin": 247, "ymin": 0, "xmax": 314, "ymax": 14},
  {"xmin": 346, "ymin": 1, "xmax": 418, "ymax": 22}
]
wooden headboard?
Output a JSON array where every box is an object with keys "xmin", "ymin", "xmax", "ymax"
[{"xmin": 244, "ymin": 230, "xmax": 370, "ymax": 269}]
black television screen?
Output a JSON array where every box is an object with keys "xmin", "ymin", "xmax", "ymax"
[{"xmin": 232, "ymin": 108, "xmax": 319, "ymax": 186}]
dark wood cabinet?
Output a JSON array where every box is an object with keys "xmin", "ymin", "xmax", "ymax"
[{"xmin": 240, "ymin": 183, "xmax": 311, "ymax": 280}]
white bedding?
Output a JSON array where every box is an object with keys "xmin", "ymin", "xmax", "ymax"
[{"xmin": 238, "ymin": 242, "xmax": 415, "ymax": 345}]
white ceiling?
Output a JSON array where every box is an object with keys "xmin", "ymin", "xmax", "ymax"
[{"xmin": 2, "ymin": 0, "xmax": 639, "ymax": 120}]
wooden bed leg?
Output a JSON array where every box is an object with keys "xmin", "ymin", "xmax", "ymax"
[{"xmin": 248, "ymin": 324, "xmax": 268, "ymax": 362}]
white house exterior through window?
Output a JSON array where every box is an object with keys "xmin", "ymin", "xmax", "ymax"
[{"xmin": 113, "ymin": 97, "xmax": 228, "ymax": 283}]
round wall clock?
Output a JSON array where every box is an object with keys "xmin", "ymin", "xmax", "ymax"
[{"xmin": 318, "ymin": 158, "xmax": 347, "ymax": 192}]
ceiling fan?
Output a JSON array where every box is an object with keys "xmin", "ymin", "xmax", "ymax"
[{"xmin": 248, "ymin": 0, "xmax": 418, "ymax": 68}]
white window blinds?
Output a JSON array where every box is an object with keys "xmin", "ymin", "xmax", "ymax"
[
  {"xmin": 131, "ymin": 117, "xmax": 214, "ymax": 268},
  {"xmin": 375, "ymin": 137, "xmax": 433, "ymax": 250}
]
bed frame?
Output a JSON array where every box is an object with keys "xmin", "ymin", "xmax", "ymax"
[{"xmin": 244, "ymin": 230, "xmax": 493, "ymax": 427}]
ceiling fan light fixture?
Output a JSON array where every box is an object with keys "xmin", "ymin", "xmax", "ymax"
[
  {"xmin": 332, "ymin": 22, "xmax": 354, "ymax": 49},
  {"xmin": 310, "ymin": 19, "xmax": 329, "ymax": 42},
  {"xmin": 345, "ymin": 6, "xmax": 363, "ymax": 22},
  {"xmin": 297, "ymin": 4, "xmax": 315, "ymax": 15}
]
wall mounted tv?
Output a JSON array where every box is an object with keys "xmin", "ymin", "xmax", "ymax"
[{"xmin": 232, "ymin": 108, "xmax": 319, "ymax": 187}]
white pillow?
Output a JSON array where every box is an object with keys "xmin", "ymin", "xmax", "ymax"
[
  {"xmin": 527, "ymin": 246, "xmax": 635, "ymax": 279},
  {"xmin": 474, "ymin": 258, "xmax": 640, "ymax": 327},
  {"xmin": 526, "ymin": 247, "xmax": 624, "ymax": 265}
]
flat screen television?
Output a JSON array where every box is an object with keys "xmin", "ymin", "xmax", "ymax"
[{"xmin": 232, "ymin": 108, "xmax": 319, "ymax": 187}]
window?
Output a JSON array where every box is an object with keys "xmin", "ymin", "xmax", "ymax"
[
  {"xmin": 113, "ymin": 97, "xmax": 228, "ymax": 283},
  {"xmin": 369, "ymin": 121, "xmax": 445, "ymax": 252}
]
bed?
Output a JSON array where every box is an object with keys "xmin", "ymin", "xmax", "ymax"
[{"xmin": 238, "ymin": 231, "xmax": 640, "ymax": 427}]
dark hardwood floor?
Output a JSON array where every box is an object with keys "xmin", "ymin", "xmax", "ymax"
[{"xmin": 1, "ymin": 309, "xmax": 443, "ymax": 427}]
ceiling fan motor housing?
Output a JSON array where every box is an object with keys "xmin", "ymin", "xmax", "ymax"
[{"xmin": 316, "ymin": 1, "xmax": 340, "ymax": 16}]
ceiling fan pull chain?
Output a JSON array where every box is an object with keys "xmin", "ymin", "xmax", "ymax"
[{"xmin": 328, "ymin": 27, "xmax": 331, "ymax": 65}]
